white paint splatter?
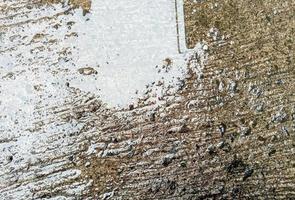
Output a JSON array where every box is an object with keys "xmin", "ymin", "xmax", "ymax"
[{"xmin": 0, "ymin": 0, "xmax": 207, "ymax": 198}]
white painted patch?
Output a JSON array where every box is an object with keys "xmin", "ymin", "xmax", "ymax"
[{"xmin": 64, "ymin": 0, "xmax": 188, "ymax": 107}]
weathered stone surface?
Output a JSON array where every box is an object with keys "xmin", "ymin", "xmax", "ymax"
[{"xmin": 0, "ymin": 0, "xmax": 294, "ymax": 199}]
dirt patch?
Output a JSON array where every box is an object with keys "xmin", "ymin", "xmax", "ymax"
[
  {"xmin": 184, "ymin": 0, "xmax": 295, "ymax": 48},
  {"xmin": 41, "ymin": 0, "xmax": 91, "ymax": 14},
  {"xmin": 79, "ymin": 156, "xmax": 120, "ymax": 198}
]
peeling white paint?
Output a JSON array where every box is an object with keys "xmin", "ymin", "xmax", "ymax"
[{"xmin": 0, "ymin": 0, "xmax": 207, "ymax": 198}]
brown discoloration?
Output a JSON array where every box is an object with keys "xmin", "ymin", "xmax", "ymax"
[
  {"xmin": 80, "ymin": 157, "xmax": 120, "ymax": 198},
  {"xmin": 41, "ymin": 0, "xmax": 91, "ymax": 13},
  {"xmin": 184, "ymin": 0, "xmax": 295, "ymax": 49},
  {"xmin": 69, "ymin": 0, "xmax": 91, "ymax": 15},
  {"xmin": 78, "ymin": 67, "xmax": 98, "ymax": 75}
]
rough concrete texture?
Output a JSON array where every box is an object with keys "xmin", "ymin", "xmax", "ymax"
[{"xmin": 0, "ymin": 0, "xmax": 295, "ymax": 199}]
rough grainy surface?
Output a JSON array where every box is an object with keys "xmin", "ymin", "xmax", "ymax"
[{"xmin": 1, "ymin": 0, "xmax": 295, "ymax": 199}]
